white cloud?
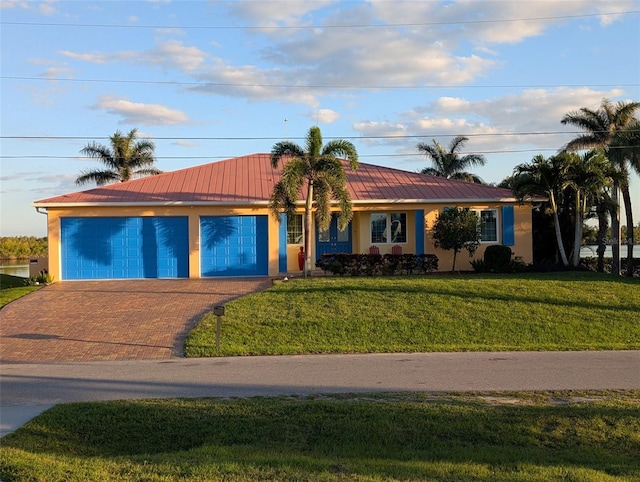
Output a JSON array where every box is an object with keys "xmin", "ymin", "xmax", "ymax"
[
  {"xmin": 174, "ymin": 140, "xmax": 199, "ymax": 147},
  {"xmin": 59, "ymin": 50, "xmax": 138, "ymax": 64},
  {"xmin": 353, "ymin": 87, "xmax": 628, "ymax": 155},
  {"xmin": 92, "ymin": 96, "xmax": 189, "ymax": 126},
  {"xmin": 313, "ymin": 108, "xmax": 340, "ymax": 124},
  {"xmin": 152, "ymin": 40, "xmax": 207, "ymax": 72},
  {"xmin": 41, "ymin": 67, "xmax": 72, "ymax": 78},
  {"xmin": 226, "ymin": 1, "xmax": 334, "ymax": 28},
  {"xmin": 0, "ymin": 1, "xmax": 30, "ymax": 10},
  {"xmin": 1, "ymin": 0, "xmax": 57, "ymax": 14}
]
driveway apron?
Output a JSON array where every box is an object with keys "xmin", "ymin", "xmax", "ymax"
[{"xmin": 0, "ymin": 278, "xmax": 272, "ymax": 363}]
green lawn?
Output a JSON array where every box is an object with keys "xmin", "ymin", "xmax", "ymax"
[
  {"xmin": 1, "ymin": 391, "xmax": 639, "ymax": 481},
  {"xmin": 186, "ymin": 272, "xmax": 640, "ymax": 356},
  {"xmin": 0, "ymin": 273, "xmax": 40, "ymax": 307}
]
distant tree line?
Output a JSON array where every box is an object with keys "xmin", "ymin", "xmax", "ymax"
[{"xmin": 0, "ymin": 237, "xmax": 48, "ymax": 258}]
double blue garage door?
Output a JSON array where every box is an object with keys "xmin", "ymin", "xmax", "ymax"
[{"xmin": 61, "ymin": 216, "xmax": 268, "ymax": 280}]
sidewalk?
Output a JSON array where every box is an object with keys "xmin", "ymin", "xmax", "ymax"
[{"xmin": 3, "ymin": 350, "xmax": 640, "ymax": 437}]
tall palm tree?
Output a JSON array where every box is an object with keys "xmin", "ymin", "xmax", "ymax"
[
  {"xmin": 512, "ymin": 154, "xmax": 570, "ymax": 266},
  {"xmin": 561, "ymin": 98, "xmax": 640, "ymax": 275},
  {"xmin": 417, "ymin": 136, "xmax": 486, "ymax": 183},
  {"xmin": 270, "ymin": 126, "xmax": 358, "ymax": 276},
  {"xmin": 611, "ymin": 119, "xmax": 640, "ymax": 173},
  {"xmin": 563, "ymin": 150, "xmax": 614, "ymax": 267},
  {"xmin": 76, "ymin": 128, "xmax": 162, "ymax": 186}
]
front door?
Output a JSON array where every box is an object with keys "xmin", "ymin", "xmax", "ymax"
[{"xmin": 316, "ymin": 215, "xmax": 352, "ymax": 258}]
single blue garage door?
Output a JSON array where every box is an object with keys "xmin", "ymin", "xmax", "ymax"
[
  {"xmin": 200, "ymin": 216, "xmax": 268, "ymax": 276},
  {"xmin": 61, "ymin": 217, "xmax": 189, "ymax": 280}
]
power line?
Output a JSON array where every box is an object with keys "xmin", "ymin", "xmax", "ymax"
[
  {"xmin": 4, "ymin": 145, "xmax": 638, "ymax": 161},
  {"xmin": 0, "ymin": 130, "xmax": 629, "ymax": 141},
  {"xmin": 2, "ymin": 10, "xmax": 638, "ymax": 30},
  {"xmin": 0, "ymin": 149, "xmax": 559, "ymax": 160},
  {"xmin": 3, "ymin": 76, "xmax": 637, "ymax": 91}
]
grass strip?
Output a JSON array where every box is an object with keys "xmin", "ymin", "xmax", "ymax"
[
  {"xmin": 1, "ymin": 391, "xmax": 639, "ymax": 481},
  {"xmin": 0, "ymin": 274, "xmax": 41, "ymax": 307},
  {"xmin": 186, "ymin": 272, "xmax": 640, "ymax": 356}
]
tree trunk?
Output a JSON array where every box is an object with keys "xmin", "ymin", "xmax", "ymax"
[
  {"xmin": 596, "ymin": 207, "xmax": 608, "ymax": 273},
  {"xmin": 571, "ymin": 193, "xmax": 584, "ymax": 267},
  {"xmin": 451, "ymin": 249, "xmax": 458, "ymax": 273},
  {"xmin": 621, "ymin": 185, "xmax": 635, "ymax": 277},
  {"xmin": 611, "ymin": 182, "xmax": 621, "ymax": 276},
  {"xmin": 303, "ymin": 181, "xmax": 314, "ymax": 277},
  {"xmin": 550, "ymin": 192, "xmax": 569, "ymax": 266}
]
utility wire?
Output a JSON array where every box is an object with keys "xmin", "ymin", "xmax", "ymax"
[
  {"xmin": 3, "ymin": 145, "xmax": 638, "ymax": 160},
  {"xmin": 1, "ymin": 130, "xmax": 634, "ymax": 141},
  {"xmin": 2, "ymin": 10, "xmax": 638, "ymax": 30},
  {"xmin": 3, "ymin": 76, "xmax": 637, "ymax": 91}
]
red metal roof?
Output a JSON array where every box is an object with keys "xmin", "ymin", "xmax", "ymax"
[{"xmin": 33, "ymin": 153, "xmax": 515, "ymax": 206}]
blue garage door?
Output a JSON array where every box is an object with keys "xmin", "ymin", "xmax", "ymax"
[
  {"xmin": 200, "ymin": 216, "xmax": 268, "ymax": 276},
  {"xmin": 61, "ymin": 217, "xmax": 189, "ymax": 280}
]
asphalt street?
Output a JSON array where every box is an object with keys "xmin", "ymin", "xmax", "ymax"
[{"xmin": 2, "ymin": 350, "xmax": 639, "ymax": 437}]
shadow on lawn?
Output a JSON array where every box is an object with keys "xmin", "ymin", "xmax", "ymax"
[
  {"xmin": 3, "ymin": 397, "xmax": 639, "ymax": 479},
  {"xmin": 272, "ymin": 275, "xmax": 640, "ymax": 314}
]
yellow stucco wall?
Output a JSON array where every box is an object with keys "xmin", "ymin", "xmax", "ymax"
[
  {"xmin": 43, "ymin": 201, "xmax": 532, "ymax": 280},
  {"xmin": 44, "ymin": 205, "xmax": 281, "ymax": 281},
  {"xmin": 423, "ymin": 203, "xmax": 532, "ymax": 271}
]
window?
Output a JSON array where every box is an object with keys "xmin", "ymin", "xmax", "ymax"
[
  {"xmin": 287, "ymin": 214, "xmax": 303, "ymax": 244},
  {"xmin": 477, "ymin": 209, "xmax": 498, "ymax": 243},
  {"xmin": 370, "ymin": 213, "xmax": 407, "ymax": 244}
]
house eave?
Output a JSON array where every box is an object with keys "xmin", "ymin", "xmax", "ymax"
[
  {"xmin": 351, "ymin": 198, "xmax": 518, "ymax": 205},
  {"xmin": 32, "ymin": 200, "xmax": 272, "ymax": 209},
  {"xmin": 33, "ymin": 197, "xmax": 524, "ymax": 209}
]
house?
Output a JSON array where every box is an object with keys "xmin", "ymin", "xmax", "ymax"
[{"xmin": 33, "ymin": 153, "xmax": 532, "ymax": 280}]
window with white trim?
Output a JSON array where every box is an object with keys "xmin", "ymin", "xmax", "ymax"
[
  {"xmin": 287, "ymin": 214, "xmax": 303, "ymax": 244},
  {"xmin": 370, "ymin": 213, "xmax": 407, "ymax": 244},
  {"xmin": 476, "ymin": 209, "xmax": 498, "ymax": 243}
]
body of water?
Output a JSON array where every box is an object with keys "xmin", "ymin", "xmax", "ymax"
[
  {"xmin": 580, "ymin": 245, "xmax": 640, "ymax": 258},
  {"xmin": 0, "ymin": 260, "xmax": 30, "ymax": 278}
]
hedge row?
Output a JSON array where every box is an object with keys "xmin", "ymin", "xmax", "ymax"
[{"xmin": 316, "ymin": 253, "xmax": 439, "ymax": 276}]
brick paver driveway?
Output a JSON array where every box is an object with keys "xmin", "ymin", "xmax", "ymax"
[{"xmin": 0, "ymin": 278, "xmax": 272, "ymax": 363}]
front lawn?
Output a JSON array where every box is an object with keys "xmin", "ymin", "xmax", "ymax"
[
  {"xmin": 1, "ymin": 391, "xmax": 639, "ymax": 481},
  {"xmin": 186, "ymin": 272, "xmax": 640, "ymax": 356},
  {"xmin": 0, "ymin": 274, "xmax": 40, "ymax": 307}
]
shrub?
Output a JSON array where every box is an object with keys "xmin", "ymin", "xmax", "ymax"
[
  {"xmin": 28, "ymin": 270, "xmax": 54, "ymax": 285},
  {"xmin": 484, "ymin": 245, "xmax": 513, "ymax": 273},
  {"xmin": 472, "ymin": 246, "xmax": 528, "ymax": 274},
  {"xmin": 316, "ymin": 253, "xmax": 438, "ymax": 276}
]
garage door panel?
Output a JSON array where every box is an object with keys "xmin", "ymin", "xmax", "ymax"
[
  {"xmin": 61, "ymin": 217, "xmax": 189, "ymax": 280},
  {"xmin": 200, "ymin": 216, "xmax": 268, "ymax": 277}
]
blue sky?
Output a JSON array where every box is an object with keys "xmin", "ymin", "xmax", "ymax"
[{"xmin": 1, "ymin": 0, "xmax": 639, "ymax": 237}]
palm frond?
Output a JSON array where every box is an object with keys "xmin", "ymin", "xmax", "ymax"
[
  {"xmin": 270, "ymin": 141, "xmax": 305, "ymax": 168},
  {"xmin": 75, "ymin": 169, "xmax": 120, "ymax": 186}
]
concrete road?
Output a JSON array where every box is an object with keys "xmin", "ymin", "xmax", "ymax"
[{"xmin": 2, "ymin": 351, "xmax": 639, "ymax": 436}]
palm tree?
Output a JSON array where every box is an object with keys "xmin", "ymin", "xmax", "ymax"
[
  {"xmin": 76, "ymin": 128, "xmax": 162, "ymax": 186},
  {"xmin": 417, "ymin": 136, "xmax": 486, "ymax": 183},
  {"xmin": 561, "ymin": 98, "xmax": 640, "ymax": 275},
  {"xmin": 611, "ymin": 119, "xmax": 640, "ymax": 173},
  {"xmin": 270, "ymin": 126, "xmax": 358, "ymax": 276},
  {"xmin": 512, "ymin": 154, "xmax": 570, "ymax": 266},
  {"xmin": 610, "ymin": 119, "xmax": 640, "ymax": 271},
  {"xmin": 563, "ymin": 150, "xmax": 615, "ymax": 267}
]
